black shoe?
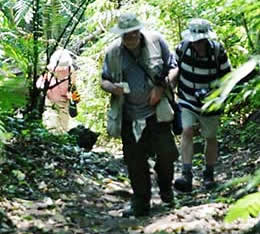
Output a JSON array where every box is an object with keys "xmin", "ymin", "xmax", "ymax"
[
  {"xmin": 122, "ymin": 200, "xmax": 150, "ymax": 217},
  {"xmin": 122, "ymin": 206, "xmax": 149, "ymax": 217},
  {"xmin": 174, "ymin": 170, "xmax": 193, "ymax": 192},
  {"xmin": 160, "ymin": 189, "xmax": 174, "ymax": 203},
  {"xmin": 122, "ymin": 206, "xmax": 150, "ymax": 217},
  {"xmin": 203, "ymin": 170, "xmax": 216, "ymax": 189}
]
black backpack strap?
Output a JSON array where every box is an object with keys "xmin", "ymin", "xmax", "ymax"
[
  {"xmin": 48, "ymin": 77, "xmax": 69, "ymax": 89},
  {"xmin": 175, "ymin": 40, "xmax": 190, "ymax": 96},
  {"xmin": 67, "ymin": 66, "xmax": 72, "ymax": 91},
  {"xmin": 208, "ymin": 40, "xmax": 221, "ymax": 75},
  {"xmin": 213, "ymin": 40, "xmax": 220, "ymax": 75},
  {"xmin": 178, "ymin": 40, "xmax": 190, "ymax": 68},
  {"xmin": 124, "ymin": 45, "xmax": 175, "ymax": 105},
  {"xmin": 46, "ymin": 66, "xmax": 72, "ymax": 90}
]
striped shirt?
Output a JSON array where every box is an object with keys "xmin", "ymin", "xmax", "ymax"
[{"xmin": 175, "ymin": 40, "xmax": 231, "ymax": 115}]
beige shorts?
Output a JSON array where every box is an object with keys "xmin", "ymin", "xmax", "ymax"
[
  {"xmin": 181, "ymin": 107, "xmax": 219, "ymax": 138},
  {"xmin": 43, "ymin": 98, "xmax": 70, "ymax": 134}
]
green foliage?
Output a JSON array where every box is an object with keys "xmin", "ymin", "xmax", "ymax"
[
  {"xmin": 220, "ymin": 170, "xmax": 260, "ymax": 223},
  {"xmin": 13, "ymin": 0, "xmax": 34, "ymax": 25},
  {"xmin": 42, "ymin": 0, "xmax": 64, "ymax": 46},
  {"xmin": 0, "ymin": 112, "xmax": 13, "ymax": 154},
  {"xmin": 238, "ymin": 122, "xmax": 260, "ymax": 145},
  {"xmin": 202, "ymin": 56, "xmax": 259, "ymax": 113},
  {"xmin": 0, "ymin": 119, "xmax": 6, "ymax": 151},
  {"xmin": 0, "ymin": 0, "xmax": 91, "ymax": 117},
  {"xmin": 0, "ymin": 76, "xmax": 27, "ymax": 110},
  {"xmin": 0, "ymin": 5, "xmax": 35, "ymax": 77},
  {"xmin": 1, "ymin": 0, "xmax": 259, "ymax": 141},
  {"xmin": 146, "ymin": 0, "xmax": 194, "ymax": 45},
  {"xmin": 225, "ymin": 192, "xmax": 260, "ymax": 223},
  {"xmin": 1, "ymin": 37, "xmax": 33, "ymax": 76}
]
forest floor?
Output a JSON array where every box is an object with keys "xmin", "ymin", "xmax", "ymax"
[{"xmin": 0, "ymin": 116, "xmax": 260, "ymax": 234}]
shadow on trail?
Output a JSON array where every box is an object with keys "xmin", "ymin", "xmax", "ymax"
[{"xmin": 0, "ymin": 126, "xmax": 259, "ymax": 233}]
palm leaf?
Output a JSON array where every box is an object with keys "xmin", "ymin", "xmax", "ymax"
[{"xmin": 225, "ymin": 192, "xmax": 260, "ymax": 223}]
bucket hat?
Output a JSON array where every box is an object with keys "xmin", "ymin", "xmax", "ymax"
[
  {"xmin": 181, "ymin": 18, "xmax": 217, "ymax": 42},
  {"xmin": 110, "ymin": 13, "xmax": 143, "ymax": 35}
]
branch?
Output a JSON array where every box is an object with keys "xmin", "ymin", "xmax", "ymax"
[{"xmin": 52, "ymin": 0, "xmax": 91, "ymax": 53}]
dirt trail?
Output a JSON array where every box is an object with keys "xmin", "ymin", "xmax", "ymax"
[{"xmin": 0, "ymin": 132, "xmax": 259, "ymax": 233}]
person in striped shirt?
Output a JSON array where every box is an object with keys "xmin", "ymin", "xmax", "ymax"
[{"xmin": 170, "ymin": 18, "xmax": 231, "ymax": 192}]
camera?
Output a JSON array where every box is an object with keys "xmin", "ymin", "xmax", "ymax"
[{"xmin": 194, "ymin": 88, "xmax": 210, "ymax": 101}]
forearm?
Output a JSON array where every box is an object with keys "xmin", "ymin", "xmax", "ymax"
[
  {"xmin": 101, "ymin": 79, "xmax": 124, "ymax": 96},
  {"xmin": 167, "ymin": 67, "xmax": 179, "ymax": 89},
  {"xmin": 149, "ymin": 85, "xmax": 165, "ymax": 106}
]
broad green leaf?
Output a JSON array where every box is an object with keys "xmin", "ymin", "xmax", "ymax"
[
  {"xmin": 202, "ymin": 57, "xmax": 259, "ymax": 112},
  {"xmin": 225, "ymin": 192, "xmax": 260, "ymax": 223}
]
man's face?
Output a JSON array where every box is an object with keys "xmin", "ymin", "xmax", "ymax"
[
  {"xmin": 122, "ymin": 30, "xmax": 141, "ymax": 50},
  {"xmin": 191, "ymin": 39, "xmax": 208, "ymax": 51}
]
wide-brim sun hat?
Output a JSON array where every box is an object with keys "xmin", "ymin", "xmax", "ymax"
[
  {"xmin": 110, "ymin": 13, "xmax": 144, "ymax": 35},
  {"xmin": 181, "ymin": 18, "xmax": 217, "ymax": 42}
]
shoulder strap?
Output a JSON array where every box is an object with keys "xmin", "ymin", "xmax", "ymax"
[
  {"xmin": 48, "ymin": 78, "xmax": 69, "ymax": 90},
  {"xmin": 124, "ymin": 46, "xmax": 175, "ymax": 104},
  {"xmin": 213, "ymin": 40, "xmax": 220, "ymax": 75},
  {"xmin": 178, "ymin": 40, "xmax": 190, "ymax": 68},
  {"xmin": 48, "ymin": 66, "xmax": 71, "ymax": 90},
  {"xmin": 68, "ymin": 66, "xmax": 72, "ymax": 91},
  {"xmin": 106, "ymin": 39, "xmax": 123, "ymax": 82},
  {"xmin": 208, "ymin": 40, "xmax": 221, "ymax": 73}
]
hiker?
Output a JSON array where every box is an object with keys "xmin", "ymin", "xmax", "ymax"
[
  {"xmin": 101, "ymin": 12, "xmax": 179, "ymax": 217},
  {"xmin": 37, "ymin": 49, "xmax": 80, "ymax": 133},
  {"xmin": 170, "ymin": 18, "xmax": 231, "ymax": 192}
]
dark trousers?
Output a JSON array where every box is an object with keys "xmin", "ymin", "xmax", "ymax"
[{"xmin": 121, "ymin": 115, "xmax": 179, "ymax": 204}]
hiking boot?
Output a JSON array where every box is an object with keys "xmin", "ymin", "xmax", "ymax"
[
  {"xmin": 122, "ymin": 199, "xmax": 150, "ymax": 217},
  {"xmin": 122, "ymin": 206, "xmax": 150, "ymax": 217},
  {"xmin": 174, "ymin": 170, "xmax": 193, "ymax": 192},
  {"xmin": 203, "ymin": 170, "xmax": 216, "ymax": 189},
  {"xmin": 160, "ymin": 189, "xmax": 174, "ymax": 203}
]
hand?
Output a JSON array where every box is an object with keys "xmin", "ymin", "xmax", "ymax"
[
  {"xmin": 149, "ymin": 86, "xmax": 164, "ymax": 106},
  {"xmin": 101, "ymin": 80, "xmax": 124, "ymax": 96},
  {"xmin": 167, "ymin": 67, "xmax": 179, "ymax": 88},
  {"xmin": 112, "ymin": 83, "xmax": 124, "ymax": 96},
  {"xmin": 71, "ymin": 90, "xmax": 80, "ymax": 103}
]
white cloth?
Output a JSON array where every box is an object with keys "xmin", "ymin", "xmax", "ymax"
[{"xmin": 132, "ymin": 119, "xmax": 146, "ymax": 142}]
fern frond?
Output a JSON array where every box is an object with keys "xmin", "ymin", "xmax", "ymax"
[
  {"xmin": 42, "ymin": 0, "xmax": 63, "ymax": 41},
  {"xmin": 225, "ymin": 192, "xmax": 260, "ymax": 223},
  {"xmin": 13, "ymin": 0, "xmax": 34, "ymax": 24}
]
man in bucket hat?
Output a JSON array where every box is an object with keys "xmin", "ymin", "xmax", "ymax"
[
  {"xmin": 170, "ymin": 18, "xmax": 231, "ymax": 192},
  {"xmin": 101, "ymin": 12, "xmax": 179, "ymax": 217}
]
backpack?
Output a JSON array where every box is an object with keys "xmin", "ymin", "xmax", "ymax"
[
  {"xmin": 178, "ymin": 39, "xmax": 221, "ymax": 75},
  {"xmin": 68, "ymin": 125, "xmax": 100, "ymax": 151}
]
